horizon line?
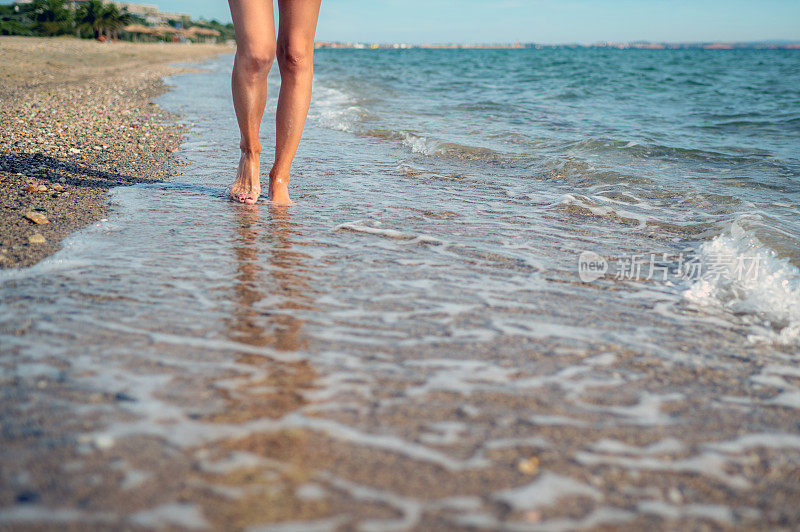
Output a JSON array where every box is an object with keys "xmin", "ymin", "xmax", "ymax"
[{"xmin": 313, "ymin": 39, "xmax": 800, "ymax": 48}]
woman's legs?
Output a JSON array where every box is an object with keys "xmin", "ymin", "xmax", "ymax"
[
  {"xmin": 270, "ymin": 0, "xmax": 321, "ymax": 204},
  {"xmin": 228, "ymin": 0, "xmax": 275, "ymax": 204}
]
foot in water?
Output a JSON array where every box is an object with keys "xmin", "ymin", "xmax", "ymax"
[
  {"xmin": 229, "ymin": 150, "xmax": 261, "ymax": 204},
  {"xmin": 268, "ymin": 168, "xmax": 292, "ymax": 204}
]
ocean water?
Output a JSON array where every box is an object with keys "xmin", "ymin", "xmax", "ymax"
[{"xmin": 1, "ymin": 49, "xmax": 800, "ymax": 529}]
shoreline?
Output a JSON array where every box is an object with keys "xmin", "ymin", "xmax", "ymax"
[{"xmin": 0, "ymin": 36, "xmax": 233, "ymax": 269}]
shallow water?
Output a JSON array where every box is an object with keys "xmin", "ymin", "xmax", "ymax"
[{"xmin": 1, "ymin": 50, "xmax": 799, "ymax": 529}]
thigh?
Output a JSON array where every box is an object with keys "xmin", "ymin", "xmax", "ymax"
[
  {"xmin": 276, "ymin": 0, "xmax": 321, "ymax": 52},
  {"xmin": 229, "ymin": 0, "xmax": 276, "ymax": 52}
]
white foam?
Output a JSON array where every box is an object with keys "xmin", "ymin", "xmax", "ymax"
[
  {"xmin": 295, "ymin": 483, "xmax": 327, "ymax": 501},
  {"xmin": 575, "ymin": 451, "xmax": 750, "ymax": 489},
  {"xmin": 683, "ymin": 219, "xmax": 800, "ymax": 345},
  {"xmin": 637, "ymin": 500, "xmax": 736, "ymax": 523},
  {"xmin": 199, "ymin": 451, "xmax": 266, "ymax": 474},
  {"xmin": 768, "ymin": 390, "xmax": 800, "ymax": 408},
  {"xmin": 320, "ymin": 475, "xmax": 422, "ymax": 532},
  {"xmin": 91, "ymin": 320, "xmax": 304, "ymax": 362},
  {"xmin": 578, "ymin": 392, "xmax": 683, "ymax": 425},
  {"xmin": 309, "ymin": 84, "xmax": 371, "ymax": 133},
  {"xmin": 283, "ymin": 414, "xmax": 490, "ymax": 471},
  {"xmin": 419, "ymin": 421, "xmax": 468, "ymax": 445},
  {"xmin": 396, "ymin": 131, "xmax": 494, "ymax": 158},
  {"xmin": 516, "ymin": 507, "xmax": 636, "ymax": 532},
  {"xmin": 591, "ymin": 438, "xmax": 685, "ymax": 455},
  {"xmin": 403, "ymin": 359, "xmax": 517, "ymax": 397},
  {"xmin": 529, "ymin": 415, "xmax": 590, "ymax": 427},
  {"xmin": 705, "ymin": 433, "xmax": 800, "ymax": 453},
  {"xmin": 451, "ymin": 505, "xmax": 636, "ymax": 532},
  {"xmin": 556, "ymin": 193, "xmax": 648, "ymax": 228},
  {"xmin": 334, "ymin": 221, "xmax": 443, "ymax": 245},
  {"xmin": 128, "ymin": 503, "xmax": 208, "ymax": 530},
  {"xmin": 0, "ymin": 506, "xmax": 115, "ymax": 524},
  {"xmin": 494, "ymin": 472, "xmax": 600, "ymax": 511},
  {"xmin": 483, "ymin": 436, "xmax": 551, "ymax": 450},
  {"xmin": 401, "ymin": 131, "xmax": 436, "ymax": 154},
  {"xmin": 120, "ymin": 469, "xmax": 150, "ymax": 490},
  {"xmin": 247, "ymin": 517, "xmax": 346, "ymax": 532}
]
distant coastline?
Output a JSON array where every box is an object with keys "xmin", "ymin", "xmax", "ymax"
[{"xmin": 315, "ymin": 40, "xmax": 800, "ymax": 50}]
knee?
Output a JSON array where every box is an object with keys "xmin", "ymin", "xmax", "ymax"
[
  {"xmin": 277, "ymin": 41, "xmax": 313, "ymax": 75},
  {"xmin": 236, "ymin": 46, "xmax": 275, "ymax": 76}
]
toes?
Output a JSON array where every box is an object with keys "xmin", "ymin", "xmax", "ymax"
[{"xmin": 229, "ymin": 182, "xmax": 260, "ymax": 204}]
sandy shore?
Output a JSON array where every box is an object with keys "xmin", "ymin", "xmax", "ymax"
[{"xmin": 0, "ymin": 36, "xmax": 233, "ymax": 269}]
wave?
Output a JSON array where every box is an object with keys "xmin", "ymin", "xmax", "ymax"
[
  {"xmin": 334, "ymin": 221, "xmax": 443, "ymax": 245},
  {"xmin": 556, "ymin": 193, "xmax": 649, "ymax": 228},
  {"xmin": 399, "ymin": 132, "xmax": 497, "ymax": 159},
  {"xmin": 360, "ymin": 128, "xmax": 498, "ymax": 160},
  {"xmin": 683, "ymin": 220, "xmax": 800, "ymax": 345},
  {"xmin": 565, "ymin": 137, "xmax": 781, "ymax": 165},
  {"xmin": 310, "ymin": 85, "xmax": 374, "ymax": 133},
  {"xmin": 312, "ymin": 80, "xmax": 500, "ymax": 160}
]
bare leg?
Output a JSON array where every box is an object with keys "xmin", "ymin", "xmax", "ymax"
[
  {"xmin": 228, "ymin": 0, "xmax": 276, "ymax": 204},
  {"xmin": 270, "ymin": 0, "xmax": 321, "ymax": 204}
]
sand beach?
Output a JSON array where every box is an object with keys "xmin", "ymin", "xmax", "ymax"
[{"xmin": 0, "ymin": 36, "xmax": 231, "ymax": 268}]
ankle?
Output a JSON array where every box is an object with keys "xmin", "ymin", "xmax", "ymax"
[
  {"xmin": 240, "ymin": 145, "xmax": 261, "ymax": 157},
  {"xmin": 269, "ymin": 166, "xmax": 290, "ymax": 180}
]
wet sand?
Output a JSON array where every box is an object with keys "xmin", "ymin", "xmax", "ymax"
[{"xmin": 0, "ymin": 36, "xmax": 232, "ymax": 268}]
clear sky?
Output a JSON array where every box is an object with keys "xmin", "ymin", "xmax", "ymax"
[{"xmin": 151, "ymin": 0, "xmax": 800, "ymax": 44}]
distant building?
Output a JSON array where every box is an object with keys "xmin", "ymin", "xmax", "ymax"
[
  {"xmin": 112, "ymin": 2, "xmax": 190, "ymax": 25},
  {"xmin": 112, "ymin": 2, "xmax": 161, "ymax": 25}
]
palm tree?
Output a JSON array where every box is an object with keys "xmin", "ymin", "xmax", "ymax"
[
  {"xmin": 76, "ymin": 0, "xmax": 131, "ymax": 41},
  {"xmin": 30, "ymin": 0, "xmax": 71, "ymax": 36},
  {"xmin": 75, "ymin": 0, "xmax": 104, "ymax": 39},
  {"xmin": 101, "ymin": 4, "xmax": 132, "ymax": 41}
]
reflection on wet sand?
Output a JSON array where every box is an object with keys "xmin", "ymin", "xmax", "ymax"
[
  {"xmin": 204, "ymin": 204, "xmax": 317, "ymax": 424},
  {"xmin": 228, "ymin": 204, "xmax": 314, "ymax": 351},
  {"xmin": 190, "ymin": 205, "xmax": 332, "ymax": 528}
]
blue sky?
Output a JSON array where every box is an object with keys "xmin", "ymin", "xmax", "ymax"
[{"xmin": 153, "ymin": 0, "xmax": 800, "ymax": 44}]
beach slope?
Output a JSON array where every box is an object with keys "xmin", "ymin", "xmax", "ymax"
[{"xmin": 0, "ymin": 36, "xmax": 232, "ymax": 268}]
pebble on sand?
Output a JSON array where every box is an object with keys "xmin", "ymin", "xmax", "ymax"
[
  {"xmin": 28, "ymin": 234, "xmax": 46, "ymax": 244},
  {"xmin": 24, "ymin": 211, "xmax": 50, "ymax": 225},
  {"xmin": 517, "ymin": 457, "xmax": 540, "ymax": 475}
]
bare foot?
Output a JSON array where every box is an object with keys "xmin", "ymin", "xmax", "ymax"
[
  {"xmin": 229, "ymin": 151, "xmax": 261, "ymax": 205},
  {"xmin": 268, "ymin": 168, "xmax": 292, "ymax": 204}
]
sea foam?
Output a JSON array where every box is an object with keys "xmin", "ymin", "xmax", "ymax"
[{"xmin": 683, "ymin": 220, "xmax": 800, "ymax": 345}]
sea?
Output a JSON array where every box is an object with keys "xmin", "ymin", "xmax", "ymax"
[{"xmin": 1, "ymin": 49, "xmax": 799, "ymax": 529}]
